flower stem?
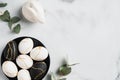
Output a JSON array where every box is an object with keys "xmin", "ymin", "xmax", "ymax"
[{"xmin": 67, "ymin": 63, "xmax": 79, "ymax": 67}]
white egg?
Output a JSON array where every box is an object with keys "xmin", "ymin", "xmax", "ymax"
[
  {"xmin": 18, "ymin": 38, "xmax": 33, "ymax": 54},
  {"xmin": 22, "ymin": 0, "xmax": 45, "ymax": 23},
  {"xmin": 16, "ymin": 55, "xmax": 33, "ymax": 69},
  {"xmin": 2, "ymin": 61, "xmax": 18, "ymax": 78},
  {"xmin": 30, "ymin": 46, "xmax": 48, "ymax": 61},
  {"xmin": 17, "ymin": 69, "xmax": 31, "ymax": 80}
]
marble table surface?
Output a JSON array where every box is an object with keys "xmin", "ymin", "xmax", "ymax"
[{"xmin": 0, "ymin": 0, "xmax": 120, "ymax": 80}]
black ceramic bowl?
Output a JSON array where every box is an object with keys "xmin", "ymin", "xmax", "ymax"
[{"xmin": 1, "ymin": 36, "xmax": 50, "ymax": 80}]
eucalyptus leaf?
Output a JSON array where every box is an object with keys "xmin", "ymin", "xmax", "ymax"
[
  {"xmin": 58, "ymin": 65, "xmax": 71, "ymax": 76},
  {"xmin": 0, "ymin": 3, "xmax": 7, "ymax": 7},
  {"xmin": 11, "ymin": 16, "xmax": 20, "ymax": 23},
  {"xmin": 8, "ymin": 16, "xmax": 20, "ymax": 29},
  {"xmin": 0, "ymin": 10, "xmax": 10, "ymax": 22},
  {"xmin": 8, "ymin": 20, "xmax": 12, "ymax": 29},
  {"xmin": 13, "ymin": 24, "xmax": 21, "ymax": 34}
]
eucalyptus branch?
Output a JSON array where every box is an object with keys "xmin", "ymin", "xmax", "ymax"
[
  {"xmin": 50, "ymin": 56, "xmax": 79, "ymax": 80},
  {"xmin": 0, "ymin": 10, "xmax": 21, "ymax": 34}
]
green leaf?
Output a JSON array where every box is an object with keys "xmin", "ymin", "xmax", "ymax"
[
  {"xmin": 0, "ymin": 10, "xmax": 10, "ymax": 22},
  {"xmin": 13, "ymin": 24, "xmax": 21, "ymax": 34},
  {"xmin": 11, "ymin": 16, "xmax": 20, "ymax": 23},
  {"xmin": 58, "ymin": 65, "xmax": 71, "ymax": 76},
  {"xmin": 8, "ymin": 20, "xmax": 12, "ymax": 29},
  {"xmin": 8, "ymin": 16, "xmax": 21, "ymax": 29},
  {"xmin": 0, "ymin": 3, "xmax": 7, "ymax": 7}
]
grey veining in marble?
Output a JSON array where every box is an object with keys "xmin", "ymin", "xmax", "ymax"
[{"xmin": 0, "ymin": 0, "xmax": 120, "ymax": 80}]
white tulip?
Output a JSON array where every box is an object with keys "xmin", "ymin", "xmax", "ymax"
[{"xmin": 22, "ymin": 0, "xmax": 45, "ymax": 23}]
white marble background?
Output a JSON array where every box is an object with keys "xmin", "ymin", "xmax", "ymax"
[{"xmin": 0, "ymin": 0, "xmax": 120, "ymax": 80}]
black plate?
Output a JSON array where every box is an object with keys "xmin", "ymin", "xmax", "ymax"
[{"xmin": 1, "ymin": 36, "xmax": 50, "ymax": 80}]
